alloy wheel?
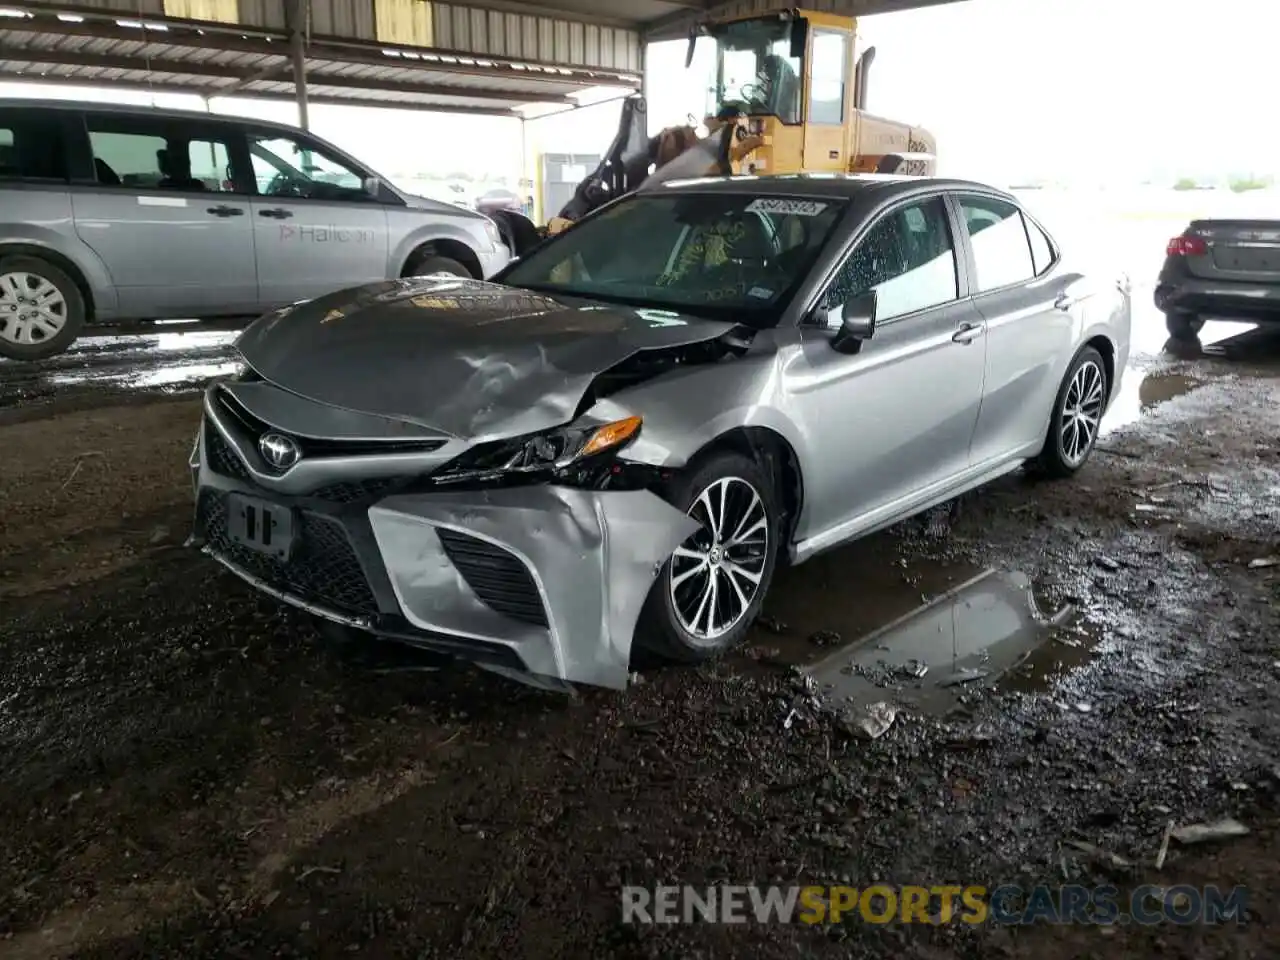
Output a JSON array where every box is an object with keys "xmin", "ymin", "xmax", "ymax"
[
  {"xmin": 668, "ymin": 476, "xmax": 769, "ymax": 643},
  {"xmin": 1059, "ymin": 359, "xmax": 1105, "ymax": 467},
  {"xmin": 0, "ymin": 272, "xmax": 68, "ymax": 346}
]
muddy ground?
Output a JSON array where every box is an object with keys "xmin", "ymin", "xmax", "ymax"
[{"xmin": 2, "ymin": 316, "xmax": 1280, "ymax": 959}]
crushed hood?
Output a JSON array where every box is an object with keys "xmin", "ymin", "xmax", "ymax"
[{"xmin": 235, "ymin": 277, "xmax": 737, "ymax": 441}]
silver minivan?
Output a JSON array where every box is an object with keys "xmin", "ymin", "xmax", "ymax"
[{"xmin": 0, "ymin": 99, "xmax": 511, "ymax": 360}]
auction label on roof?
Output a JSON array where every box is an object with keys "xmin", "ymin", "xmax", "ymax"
[{"xmin": 745, "ymin": 198, "xmax": 828, "ymax": 216}]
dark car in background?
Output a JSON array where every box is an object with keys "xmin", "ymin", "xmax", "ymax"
[{"xmin": 1156, "ymin": 218, "xmax": 1280, "ymax": 340}]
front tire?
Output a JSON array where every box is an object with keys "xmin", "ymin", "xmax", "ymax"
[
  {"xmin": 0, "ymin": 255, "xmax": 86, "ymax": 361},
  {"xmin": 634, "ymin": 450, "xmax": 780, "ymax": 664},
  {"xmin": 1030, "ymin": 345, "xmax": 1108, "ymax": 479},
  {"xmin": 1164, "ymin": 310, "xmax": 1204, "ymax": 341},
  {"xmin": 404, "ymin": 254, "xmax": 474, "ymax": 279}
]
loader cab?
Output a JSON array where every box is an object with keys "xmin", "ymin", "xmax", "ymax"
[{"xmin": 690, "ymin": 9, "xmax": 863, "ymax": 176}]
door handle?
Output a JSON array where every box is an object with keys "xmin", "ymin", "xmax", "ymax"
[
  {"xmin": 206, "ymin": 205, "xmax": 244, "ymax": 217},
  {"xmin": 258, "ymin": 208, "xmax": 293, "ymax": 219},
  {"xmin": 952, "ymin": 321, "xmax": 986, "ymax": 344},
  {"xmin": 1054, "ymin": 293, "xmax": 1076, "ymax": 311}
]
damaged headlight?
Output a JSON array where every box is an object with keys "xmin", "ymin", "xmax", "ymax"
[{"xmin": 433, "ymin": 416, "xmax": 642, "ymax": 486}]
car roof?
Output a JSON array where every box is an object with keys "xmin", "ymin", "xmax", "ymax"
[
  {"xmin": 641, "ymin": 172, "xmax": 1015, "ymax": 203},
  {"xmin": 0, "ymin": 97, "xmax": 305, "ymax": 136}
]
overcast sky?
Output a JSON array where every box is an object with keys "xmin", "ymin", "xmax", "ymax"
[{"xmin": 1, "ymin": 0, "xmax": 1272, "ymax": 186}]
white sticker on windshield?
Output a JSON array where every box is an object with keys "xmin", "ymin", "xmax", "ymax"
[
  {"xmin": 745, "ymin": 198, "xmax": 828, "ymax": 217},
  {"xmin": 748, "ymin": 286, "xmax": 774, "ymax": 299}
]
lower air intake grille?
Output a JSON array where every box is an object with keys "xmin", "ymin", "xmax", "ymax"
[
  {"xmin": 204, "ymin": 422, "xmax": 249, "ymax": 480},
  {"xmin": 435, "ymin": 528, "xmax": 548, "ymax": 628},
  {"xmin": 197, "ymin": 491, "xmax": 379, "ymax": 617}
]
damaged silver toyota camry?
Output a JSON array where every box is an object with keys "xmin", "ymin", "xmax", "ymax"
[{"xmin": 190, "ymin": 174, "xmax": 1131, "ymax": 690}]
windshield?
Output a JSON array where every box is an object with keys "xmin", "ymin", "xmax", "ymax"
[
  {"xmin": 502, "ymin": 192, "xmax": 845, "ymax": 324},
  {"xmin": 707, "ymin": 18, "xmax": 803, "ymax": 124}
]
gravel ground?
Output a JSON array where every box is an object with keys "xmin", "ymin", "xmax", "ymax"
[{"xmin": 2, "ymin": 325, "xmax": 1280, "ymax": 959}]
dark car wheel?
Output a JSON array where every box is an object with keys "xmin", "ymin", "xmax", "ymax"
[
  {"xmin": 0, "ymin": 254, "xmax": 86, "ymax": 361},
  {"xmin": 1164, "ymin": 310, "xmax": 1204, "ymax": 341},
  {"xmin": 1030, "ymin": 345, "xmax": 1108, "ymax": 479},
  {"xmin": 404, "ymin": 254, "xmax": 474, "ymax": 279},
  {"xmin": 634, "ymin": 450, "xmax": 780, "ymax": 664}
]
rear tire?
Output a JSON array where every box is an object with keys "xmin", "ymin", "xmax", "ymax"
[
  {"xmin": 1164, "ymin": 310, "xmax": 1204, "ymax": 341},
  {"xmin": 634, "ymin": 450, "xmax": 780, "ymax": 664},
  {"xmin": 404, "ymin": 254, "xmax": 474, "ymax": 279},
  {"xmin": 1030, "ymin": 345, "xmax": 1108, "ymax": 479},
  {"xmin": 0, "ymin": 254, "xmax": 86, "ymax": 361}
]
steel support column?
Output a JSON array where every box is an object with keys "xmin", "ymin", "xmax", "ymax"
[{"xmin": 285, "ymin": 0, "xmax": 310, "ymax": 130}]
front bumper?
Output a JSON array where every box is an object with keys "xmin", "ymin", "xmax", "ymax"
[{"xmin": 190, "ymin": 419, "xmax": 697, "ymax": 690}]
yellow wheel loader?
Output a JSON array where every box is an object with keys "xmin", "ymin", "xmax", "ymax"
[{"xmin": 492, "ymin": 6, "xmax": 936, "ymax": 257}]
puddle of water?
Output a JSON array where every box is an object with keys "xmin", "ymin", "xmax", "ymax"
[
  {"xmin": 741, "ymin": 531, "xmax": 988, "ymax": 671},
  {"xmin": 1102, "ymin": 368, "xmax": 1202, "ymax": 435},
  {"xmin": 47, "ymin": 360, "xmax": 241, "ymax": 390},
  {"xmin": 802, "ymin": 568, "xmax": 1085, "ymax": 716}
]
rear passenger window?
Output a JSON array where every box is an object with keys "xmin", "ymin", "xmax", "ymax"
[
  {"xmin": 1023, "ymin": 213, "xmax": 1055, "ymax": 276},
  {"xmin": 0, "ymin": 111, "xmax": 68, "ymax": 181},
  {"xmin": 958, "ymin": 196, "xmax": 1035, "ymax": 292},
  {"xmin": 86, "ymin": 118, "xmax": 239, "ymax": 193},
  {"xmin": 822, "ymin": 196, "xmax": 957, "ymax": 321}
]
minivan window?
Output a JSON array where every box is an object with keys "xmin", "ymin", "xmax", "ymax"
[
  {"xmin": 822, "ymin": 196, "xmax": 958, "ymax": 321},
  {"xmin": 0, "ymin": 111, "xmax": 68, "ymax": 181},
  {"xmin": 86, "ymin": 118, "xmax": 240, "ymax": 192},
  {"xmin": 959, "ymin": 196, "xmax": 1035, "ymax": 292},
  {"xmin": 248, "ymin": 134, "xmax": 369, "ymax": 202}
]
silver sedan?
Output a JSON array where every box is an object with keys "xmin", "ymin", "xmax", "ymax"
[{"xmin": 190, "ymin": 174, "xmax": 1132, "ymax": 690}]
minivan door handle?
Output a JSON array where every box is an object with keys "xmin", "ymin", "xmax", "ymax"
[
  {"xmin": 258, "ymin": 208, "xmax": 293, "ymax": 219},
  {"xmin": 1054, "ymin": 293, "xmax": 1076, "ymax": 311},
  {"xmin": 952, "ymin": 321, "xmax": 986, "ymax": 344},
  {"xmin": 206, "ymin": 205, "xmax": 244, "ymax": 217}
]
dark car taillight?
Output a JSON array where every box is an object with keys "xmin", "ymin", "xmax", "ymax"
[{"xmin": 1167, "ymin": 235, "xmax": 1208, "ymax": 257}]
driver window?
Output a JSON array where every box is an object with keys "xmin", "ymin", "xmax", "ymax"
[
  {"xmin": 819, "ymin": 196, "xmax": 958, "ymax": 322},
  {"xmin": 248, "ymin": 134, "xmax": 369, "ymax": 202}
]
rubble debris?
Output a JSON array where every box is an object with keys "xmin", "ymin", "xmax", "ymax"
[
  {"xmin": 808, "ymin": 629, "xmax": 842, "ymax": 648},
  {"xmin": 1170, "ymin": 818, "xmax": 1249, "ymax": 845},
  {"xmin": 939, "ymin": 668, "xmax": 990, "ymax": 688},
  {"xmin": 1247, "ymin": 556, "xmax": 1279, "ymax": 570},
  {"xmin": 755, "ymin": 614, "xmax": 789, "ymax": 635},
  {"xmin": 1094, "ymin": 556, "xmax": 1122, "ymax": 572},
  {"xmin": 1064, "ymin": 839, "xmax": 1132, "ymax": 871}
]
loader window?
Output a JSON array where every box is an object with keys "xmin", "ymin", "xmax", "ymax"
[
  {"xmin": 809, "ymin": 31, "xmax": 849, "ymax": 125},
  {"xmin": 709, "ymin": 18, "xmax": 803, "ymax": 124},
  {"xmin": 503, "ymin": 192, "xmax": 845, "ymax": 323}
]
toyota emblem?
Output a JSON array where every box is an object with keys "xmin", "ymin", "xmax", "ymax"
[{"xmin": 258, "ymin": 432, "xmax": 301, "ymax": 470}]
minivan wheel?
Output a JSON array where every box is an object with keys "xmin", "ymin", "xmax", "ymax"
[
  {"xmin": 1164, "ymin": 310, "xmax": 1204, "ymax": 341},
  {"xmin": 0, "ymin": 255, "xmax": 86, "ymax": 361},
  {"xmin": 1030, "ymin": 345, "xmax": 1108, "ymax": 479},
  {"xmin": 634, "ymin": 450, "xmax": 780, "ymax": 664},
  {"xmin": 404, "ymin": 254, "xmax": 474, "ymax": 279}
]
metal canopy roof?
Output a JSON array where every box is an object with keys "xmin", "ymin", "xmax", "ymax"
[{"xmin": 0, "ymin": 0, "xmax": 958, "ymax": 117}]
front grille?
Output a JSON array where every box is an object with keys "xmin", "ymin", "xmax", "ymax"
[
  {"xmin": 307, "ymin": 478, "xmax": 402, "ymax": 504},
  {"xmin": 204, "ymin": 424, "xmax": 249, "ymax": 480},
  {"xmin": 198, "ymin": 491, "xmax": 379, "ymax": 617},
  {"xmin": 435, "ymin": 528, "xmax": 548, "ymax": 628}
]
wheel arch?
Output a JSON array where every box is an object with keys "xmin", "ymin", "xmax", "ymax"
[
  {"xmin": 0, "ymin": 241, "xmax": 97, "ymax": 321},
  {"xmin": 398, "ymin": 237, "xmax": 483, "ymax": 279},
  {"xmin": 683, "ymin": 425, "xmax": 804, "ymax": 566}
]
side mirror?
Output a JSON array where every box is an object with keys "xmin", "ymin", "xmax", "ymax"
[
  {"xmin": 789, "ymin": 18, "xmax": 808, "ymax": 59},
  {"xmin": 684, "ymin": 29, "xmax": 697, "ymax": 68},
  {"xmin": 362, "ymin": 176, "xmax": 382, "ymax": 198},
  {"xmin": 827, "ymin": 290, "xmax": 877, "ymax": 354}
]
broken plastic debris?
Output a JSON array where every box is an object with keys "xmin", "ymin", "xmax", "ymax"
[
  {"xmin": 840, "ymin": 701, "xmax": 897, "ymax": 740},
  {"xmin": 1170, "ymin": 818, "xmax": 1249, "ymax": 845},
  {"xmin": 939, "ymin": 667, "xmax": 990, "ymax": 688},
  {"xmin": 1247, "ymin": 556, "xmax": 1279, "ymax": 569},
  {"xmin": 1064, "ymin": 839, "xmax": 1132, "ymax": 870}
]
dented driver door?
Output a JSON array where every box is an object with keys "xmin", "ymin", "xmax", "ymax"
[{"xmin": 246, "ymin": 131, "xmax": 390, "ymax": 308}]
